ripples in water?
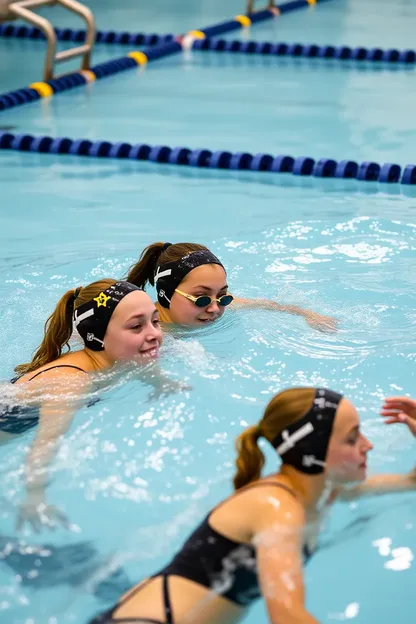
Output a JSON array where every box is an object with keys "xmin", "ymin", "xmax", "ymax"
[{"xmin": 0, "ymin": 210, "xmax": 415, "ymax": 623}]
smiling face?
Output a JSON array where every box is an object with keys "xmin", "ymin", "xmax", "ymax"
[
  {"xmin": 168, "ymin": 264, "xmax": 230, "ymax": 326},
  {"xmin": 325, "ymin": 398, "xmax": 373, "ymax": 484},
  {"xmin": 103, "ymin": 291, "xmax": 162, "ymax": 362}
]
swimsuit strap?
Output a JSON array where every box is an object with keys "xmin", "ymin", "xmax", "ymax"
[
  {"xmin": 163, "ymin": 575, "xmax": 174, "ymax": 624},
  {"xmin": 242, "ymin": 481, "xmax": 298, "ymax": 499},
  {"xmin": 104, "ymin": 578, "xmax": 169, "ymax": 624},
  {"xmin": 208, "ymin": 480, "xmax": 298, "ymax": 519},
  {"xmin": 27, "ymin": 365, "xmax": 87, "ymax": 382}
]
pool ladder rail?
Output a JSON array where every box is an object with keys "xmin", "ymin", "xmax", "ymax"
[{"xmin": 1, "ymin": 0, "xmax": 96, "ymax": 80}]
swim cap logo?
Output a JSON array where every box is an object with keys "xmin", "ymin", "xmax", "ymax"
[
  {"xmin": 94, "ymin": 292, "xmax": 111, "ymax": 307},
  {"xmin": 87, "ymin": 333, "xmax": 95, "ymax": 342},
  {"xmin": 302, "ymin": 455, "xmax": 326, "ymax": 468}
]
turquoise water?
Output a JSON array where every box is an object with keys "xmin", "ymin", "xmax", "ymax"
[{"xmin": 1, "ymin": 1, "xmax": 416, "ymax": 623}]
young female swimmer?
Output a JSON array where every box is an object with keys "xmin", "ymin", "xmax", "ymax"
[
  {"xmin": 88, "ymin": 387, "xmax": 415, "ymax": 624},
  {"xmin": 0, "ymin": 280, "xmax": 162, "ymax": 531},
  {"xmin": 127, "ymin": 242, "xmax": 338, "ymax": 332}
]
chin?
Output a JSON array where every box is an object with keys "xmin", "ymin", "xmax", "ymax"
[
  {"xmin": 139, "ymin": 347, "xmax": 160, "ymax": 359},
  {"xmin": 345, "ymin": 467, "xmax": 367, "ymax": 484},
  {"xmin": 328, "ymin": 465, "xmax": 367, "ymax": 485},
  {"xmin": 356, "ymin": 465, "xmax": 368, "ymax": 481}
]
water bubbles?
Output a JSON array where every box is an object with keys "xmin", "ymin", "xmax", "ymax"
[
  {"xmin": 373, "ymin": 537, "xmax": 414, "ymax": 571},
  {"xmin": 330, "ymin": 602, "xmax": 360, "ymax": 620}
]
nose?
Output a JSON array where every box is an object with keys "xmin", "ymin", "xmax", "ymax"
[
  {"xmin": 145, "ymin": 322, "xmax": 162, "ymax": 344},
  {"xmin": 206, "ymin": 299, "xmax": 220, "ymax": 314},
  {"xmin": 362, "ymin": 434, "xmax": 373, "ymax": 453}
]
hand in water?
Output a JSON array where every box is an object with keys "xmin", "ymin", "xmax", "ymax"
[
  {"xmin": 17, "ymin": 491, "xmax": 70, "ymax": 533},
  {"xmin": 306, "ymin": 313, "xmax": 339, "ymax": 334},
  {"xmin": 381, "ymin": 397, "xmax": 416, "ymax": 437},
  {"xmin": 147, "ymin": 378, "xmax": 192, "ymax": 402}
]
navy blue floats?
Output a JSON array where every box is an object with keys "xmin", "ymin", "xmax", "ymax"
[
  {"xmin": 0, "ymin": 23, "xmax": 174, "ymax": 46},
  {"xmin": 192, "ymin": 37, "xmax": 416, "ymax": 65},
  {"xmin": 401, "ymin": 165, "xmax": 416, "ymax": 185},
  {"xmin": 0, "ymin": 88, "xmax": 39, "ymax": 111},
  {"xmin": 0, "ymin": 131, "xmax": 412, "ymax": 185}
]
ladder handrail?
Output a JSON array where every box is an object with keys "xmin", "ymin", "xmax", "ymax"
[{"xmin": 6, "ymin": 0, "xmax": 96, "ymax": 81}]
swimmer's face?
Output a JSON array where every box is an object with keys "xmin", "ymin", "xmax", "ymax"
[
  {"xmin": 325, "ymin": 398, "xmax": 373, "ymax": 484},
  {"xmin": 104, "ymin": 291, "xmax": 162, "ymax": 362},
  {"xmin": 169, "ymin": 264, "xmax": 229, "ymax": 326}
]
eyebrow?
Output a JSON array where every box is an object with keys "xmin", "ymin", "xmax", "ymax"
[
  {"xmin": 191, "ymin": 284, "xmax": 228, "ymax": 291},
  {"xmin": 127, "ymin": 310, "xmax": 158, "ymax": 322}
]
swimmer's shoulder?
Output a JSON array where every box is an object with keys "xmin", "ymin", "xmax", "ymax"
[
  {"xmin": 211, "ymin": 476, "xmax": 305, "ymax": 538},
  {"xmin": 245, "ymin": 477, "xmax": 307, "ymax": 539},
  {"xmin": 14, "ymin": 354, "xmax": 92, "ymax": 386}
]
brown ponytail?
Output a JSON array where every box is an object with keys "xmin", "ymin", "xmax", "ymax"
[
  {"xmin": 233, "ymin": 387, "xmax": 317, "ymax": 490},
  {"xmin": 15, "ymin": 278, "xmax": 117, "ymax": 375},
  {"xmin": 15, "ymin": 288, "xmax": 77, "ymax": 375},
  {"xmin": 127, "ymin": 241, "xmax": 209, "ymax": 289},
  {"xmin": 233, "ymin": 425, "xmax": 264, "ymax": 490}
]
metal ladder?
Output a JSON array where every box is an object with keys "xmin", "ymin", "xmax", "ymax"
[{"xmin": 3, "ymin": 0, "xmax": 96, "ymax": 81}]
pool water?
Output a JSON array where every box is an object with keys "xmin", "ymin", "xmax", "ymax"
[{"xmin": 1, "ymin": 1, "xmax": 416, "ymax": 623}]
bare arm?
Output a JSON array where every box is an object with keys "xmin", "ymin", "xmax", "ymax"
[
  {"xmin": 340, "ymin": 396, "xmax": 416, "ymax": 502},
  {"xmin": 18, "ymin": 370, "xmax": 90, "ymax": 531},
  {"xmin": 140, "ymin": 362, "xmax": 191, "ymax": 399},
  {"xmin": 232, "ymin": 297, "xmax": 338, "ymax": 333},
  {"xmin": 339, "ymin": 470, "xmax": 416, "ymax": 502},
  {"xmin": 253, "ymin": 489, "xmax": 320, "ymax": 624}
]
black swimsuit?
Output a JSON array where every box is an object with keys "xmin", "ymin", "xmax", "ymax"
[
  {"xmin": 88, "ymin": 482, "xmax": 313, "ymax": 624},
  {"xmin": 0, "ymin": 365, "xmax": 88, "ymax": 435}
]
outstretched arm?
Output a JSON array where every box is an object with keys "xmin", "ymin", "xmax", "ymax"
[
  {"xmin": 18, "ymin": 370, "xmax": 90, "ymax": 532},
  {"xmin": 339, "ymin": 396, "xmax": 416, "ymax": 502},
  {"xmin": 339, "ymin": 469, "xmax": 416, "ymax": 502},
  {"xmin": 232, "ymin": 297, "xmax": 338, "ymax": 333},
  {"xmin": 139, "ymin": 362, "xmax": 191, "ymax": 399}
]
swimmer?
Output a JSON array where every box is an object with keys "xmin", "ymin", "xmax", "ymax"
[
  {"xmin": 246, "ymin": 1, "xmax": 277, "ymax": 14},
  {"xmin": 127, "ymin": 242, "xmax": 337, "ymax": 332},
  {"xmin": 1, "ymin": 279, "xmax": 162, "ymax": 531},
  {"xmin": 0, "ymin": 0, "xmax": 12, "ymax": 20},
  {"xmin": 88, "ymin": 387, "xmax": 415, "ymax": 624}
]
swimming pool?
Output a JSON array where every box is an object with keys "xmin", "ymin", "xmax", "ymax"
[{"xmin": 0, "ymin": 1, "xmax": 415, "ymax": 623}]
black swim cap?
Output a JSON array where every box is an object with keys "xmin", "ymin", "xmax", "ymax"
[
  {"xmin": 73, "ymin": 281, "xmax": 140, "ymax": 351},
  {"xmin": 271, "ymin": 388, "xmax": 343, "ymax": 475},
  {"xmin": 154, "ymin": 249, "xmax": 225, "ymax": 309}
]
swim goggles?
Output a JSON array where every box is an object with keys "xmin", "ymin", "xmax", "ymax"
[{"xmin": 175, "ymin": 289, "xmax": 234, "ymax": 308}]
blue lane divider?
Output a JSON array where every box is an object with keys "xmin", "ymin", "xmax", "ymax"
[
  {"xmin": 0, "ymin": 0, "xmax": 334, "ymax": 114},
  {"xmin": 0, "ymin": 39, "xmax": 182, "ymax": 112},
  {"xmin": 188, "ymin": 0, "xmax": 334, "ymax": 39},
  {"xmin": 0, "ymin": 131, "xmax": 413, "ymax": 185},
  {"xmin": 192, "ymin": 37, "xmax": 416, "ymax": 64},
  {"xmin": 0, "ymin": 23, "xmax": 174, "ymax": 46}
]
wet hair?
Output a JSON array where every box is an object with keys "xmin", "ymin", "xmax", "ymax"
[
  {"xmin": 233, "ymin": 387, "xmax": 316, "ymax": 490},
  {"xmin": 15, "ymin": 278, "xmax": 117, "ymax": 375},
  {"xmin": 127, "ymin": 242, "xmax": 209, "ymax": 290}
]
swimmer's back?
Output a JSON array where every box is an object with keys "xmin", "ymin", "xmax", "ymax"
[{"xmin": 88, "ymin": 477, "xmax": 307, "ymax": 624}]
